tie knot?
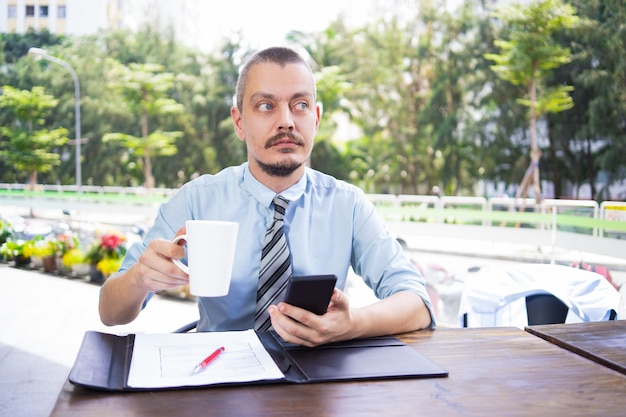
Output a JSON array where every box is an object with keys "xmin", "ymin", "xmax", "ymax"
[{"xmin": 272, "ymin": 195, "xmax": 289, "ymax": 221}]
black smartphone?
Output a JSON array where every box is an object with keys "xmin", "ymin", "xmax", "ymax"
[{"xmin": 283, "ymin": 274, "xmax": 337, "ymax": 315}]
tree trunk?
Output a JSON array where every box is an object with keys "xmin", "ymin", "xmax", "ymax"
[
  {"xmin": 528, "ymin": 76, "xmax": 542, "ymax": 203},
  {"xmin": 141, "ymin": 110, "xmax": 154, "ymax": 189},
  {"xmin": 28, "ymin": 171, "xmax": 38, "ymax": 191},
  {"xmin": 549, "ymin": 131, "xmax": 561, "ymax": 198},
  {"xmin": 516, "ymin": 73, "xmax": 543, "ymax": 206},
  {"xmin": 144, "ymin": 147, "xmax": 154, "ymax": 189},
  {"xmin": 585, "ymin": 137, "xmax": 596, "ymax": 200}
]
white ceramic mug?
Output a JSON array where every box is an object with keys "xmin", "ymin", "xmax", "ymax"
[{"xmin": 172, "ymin": 220, "xmax": 239, "ymax": 297}]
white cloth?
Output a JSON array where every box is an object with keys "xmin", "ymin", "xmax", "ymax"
[{"xmin": 458, "ymin": 264, "xmax": 621, "ymax": 328}]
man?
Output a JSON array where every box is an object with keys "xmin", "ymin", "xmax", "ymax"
[{"xmin": 99, "ymin": 46, "xmax": 435, "ymax": 346}]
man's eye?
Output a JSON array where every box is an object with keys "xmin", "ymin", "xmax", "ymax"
[
  {"xmin": 294, "ymin": 102, "xmax": 309, "ymax": 110},
  {"xmin": 258, "ymin": 103, "xmax": 272, "ymax": 111}
]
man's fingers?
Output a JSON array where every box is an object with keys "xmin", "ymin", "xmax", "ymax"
[{"xmin": 134, "ymin": 239, "xmax": 189, "ymax": 292}]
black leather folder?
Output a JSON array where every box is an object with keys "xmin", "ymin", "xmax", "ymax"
[{"xmin": 69, "ymin": 330, "xmax": 448, "ymax": 391}]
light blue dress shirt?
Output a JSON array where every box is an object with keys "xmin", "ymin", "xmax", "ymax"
[{"xmin": 119, "ymin": 162, "xmax": 435, "ymax": 331}]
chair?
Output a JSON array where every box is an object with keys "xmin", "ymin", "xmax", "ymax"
[
  {"xmin": 462, "ymin": 294, "xmax": 570, "ymax": 327},
  {"xmin": 174, "ymin": 320, "xmax": 198, "ymax": 333},
  {"xmin": 525, "ymin": 293, "xmax": 569, "ymax": 325},
  {"xmin": 458, "ymin": 264, "xmax": 621, "ymax": 328}
]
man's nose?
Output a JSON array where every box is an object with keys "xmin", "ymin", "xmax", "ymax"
[{"xmin": 277, "ymin": 105, "xmax": 295, "ymax": 131}]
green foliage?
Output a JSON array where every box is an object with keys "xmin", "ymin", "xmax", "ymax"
[
  {"xmin": 484, "ymin": 0, "xmax": 579, "ymax": 117},
  {"xmin": 518, "ymin": 85, "xmax": 574, "ymax": 114},
  {"xmin": 103, "ymin": 61, "xmax": 184, "ymax": 187},
  {"xmin": 103, "ymin": 130, "xmax": 181, "ymax": 157},
  {"xmin": 0, "ymin": 219, "xmax": 15, "ymax": 245},
  {"xmin": 484, "ymin": 0, "xmax": 581, "ymax": 200},
  {"xmin": 485, "ymin": 0, "xmax": 579, "ymax": 88},
  {"xmin": 545, "ymin": 0, "xmax": 626, "ymax": 200},
  {"xmin": 0, "ymin": 0, "xmax": 624, "ymax": 200},
  {"xmin": 108, "ymin": 62, "xmax": 184, "ymax": 117},
  {"xmin": 0, "ymin": 85, "xmax": 69, "ymax": 185},
  {"xmin": 0, "ymin": 28, "xmax": 64, "ymax": 64},
  {"xmin": 0, "ymin": 237, "xmax": 35, "ymax": 260},
  {"xmin": 0, "ymin": 127, "xmax": 68, "ymax": 169},
  {"xmin": 0, "ymin": 85, "xmax": 57, "ymax": 125}
]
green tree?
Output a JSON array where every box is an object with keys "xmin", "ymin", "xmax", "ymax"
[
  {"xmin": 287, "ymin": 25, "xmax": 354, "ymax": 180},
  {"xmin": 301, "ymin": 1, "xmax": 482, "ymax": 196},
  {"xmin": 0, "ymin": 28, "xmax": 63, "ymax": 64},
  {"xmin": 103, "ymin": 62, "xmax": 184, "ymax": 188},
  {"xmin": 415, "ymin": 2, "xmax": 486, "ymax": 196},
  {"xmin": 5, "ymin": 2, "xmax": 624, "ymax": 198},
  {"xmin": 484, "ymin": 0, "xmax": 579, "ymax": 202},
  {"xmin": 336, "ymin": 13, "xmax": 434, "ymax": 194},
  {"xmin": 0, "ymin": 85, "xmax": 69, "ymax": 188},
  {"xmin": 181, "ymin": 40, "xmax": 247, "ymax": 176},
  {"xmin": 547, "ymin": 0, "xmax": 626, "ymax": 200}
]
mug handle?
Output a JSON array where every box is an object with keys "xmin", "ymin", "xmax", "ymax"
[{"xmin": 171, "ymin": 234, "xmax": 189, "ymax": 274}]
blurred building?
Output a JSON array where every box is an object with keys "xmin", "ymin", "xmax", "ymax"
[
  {"xmin": 0, "ymin": 0, "xmax": 202, "ymax": 37},
  {"xmin": 0, "ymin": 0, "xmax": 262, "ymax": 51},
  {"xmin": 0, "ymin": 0, "xmax": 114, "ymax": 35},
  {"xmin": 0, "ymin": 0, "xmax": 373, "ymax": 52}
]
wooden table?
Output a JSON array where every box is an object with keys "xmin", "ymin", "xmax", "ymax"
[
  {"xmin": 526, "ymin": 320, "xmax": 626, "ymax": 375},
  {"xmin": 50, "ymin": 327, "xmax": 626, "ymax": 417}
]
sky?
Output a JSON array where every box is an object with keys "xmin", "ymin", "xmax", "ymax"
[
  {"xmin": 127, "ymin": 0, "xmax": 379, "ymax": 53},
  {"xmin": 124, "ymin": 0, "xmax": 466, "ymax": 53}
]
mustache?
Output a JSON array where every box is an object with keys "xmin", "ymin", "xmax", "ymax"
[{"xmin": 264, "ymin": 132, "xmax": 305, "ymax": 149}]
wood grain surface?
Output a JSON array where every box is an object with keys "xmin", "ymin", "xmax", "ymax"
[{"xmin": 51, "ymin": 327, "xmax": 626, "ymax": 417}]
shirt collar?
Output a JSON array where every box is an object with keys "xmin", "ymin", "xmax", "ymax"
[{"xmin": 242, "ymin": 162, "xmax": 307, "ymax": 208}]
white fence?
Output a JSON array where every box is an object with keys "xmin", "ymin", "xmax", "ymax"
[
  {"xmin": 2, "ymin": 184, "xmax": 625, "ymax": 262},
  {"xmin": 0, "ymin": 183, "xmax": 178, "ymax": 197},
  {"xmin": 365, "ymin": 194, "xmax": 626, "ymax": 262}
]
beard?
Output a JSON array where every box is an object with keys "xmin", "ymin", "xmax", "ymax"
[
  {"xmin": 255, "ymin": 158, "xmax": 303, "ymax": 177},
  {"xmin": 255, "ymin": 132, "xmax": 306, "ymax": 177}
]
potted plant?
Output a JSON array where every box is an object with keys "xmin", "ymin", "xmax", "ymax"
[
  {"xmin": 0, "ymin": 219, "xmax": 15, "ymax": 263},
  {"xmin": 31, "ymin": 237, "xmax": 58, "ymax": 272},
  {"xmin": 84, "ymin": 232, "xmax": 127, "ymax": 283},
  {"xmin": 0, "ymin": 238, "xmax": 35, "ymax": 268},
  {"xmin": 61, "ymin": 247, "xmax": 90, "ymax": 277},
  {"xmin": 53, "ymin": 233, "xmax": 80, "ymax": 275}
]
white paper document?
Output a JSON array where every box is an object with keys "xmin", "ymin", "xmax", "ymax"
[{"xmin": 128, "ymin": 329, "xmax": 285, "ymax": 388}]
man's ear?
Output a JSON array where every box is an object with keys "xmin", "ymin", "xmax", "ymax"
[
  {"xmin": 315, "ymin": 101, "xmax": 323, "ymax": 132},
  {"xmin": 231, "ymin": 106, "xmax": 245, "ymax": 141}
]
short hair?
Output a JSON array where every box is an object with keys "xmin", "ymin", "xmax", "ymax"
[{"xmin": 235, "ymin": 46, "xmax": 315, "ymax": 113}]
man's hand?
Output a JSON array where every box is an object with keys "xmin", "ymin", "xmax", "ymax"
[
  {"xmin": 132, "ymin": 236, "xmax": 190, "ymax": 293},
  {"xmin": 99, "ymin": 227, "xmax": 189, "ymax": 326},
  {"xmin": 268, "ymin": 290, "xmax": 432, "ymax": 347},
  {"xmin": 268, "ymin": 288, "xmax": 357, "ymax": 347}
]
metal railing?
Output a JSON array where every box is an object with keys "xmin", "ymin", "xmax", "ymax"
[{"xmin": 2, "ymin": 183, "xmax": 625, "ymax": 261}]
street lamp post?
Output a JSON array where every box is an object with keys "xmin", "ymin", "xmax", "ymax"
[{"xmin": 28, "ymin": 47, "xmax": 82, "ymax": 189}]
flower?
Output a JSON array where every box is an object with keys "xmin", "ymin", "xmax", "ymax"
[
  {"xmin": 54, "ymin": 233, "xmax": 79, "ymax": 256},
  {"xmin": 31, "ymin": 237, "xmax": 56, "ymax": 258},
  {"xmin": 0, "ymin": 238, "xmax": 35, "ymax": 260},
  {"xmin": 29, "ymin": 233, "xmax": 80, "ymax": 259},
  {"xmin": 97, "ymin": 257, "xmax": 123, "ymax": 276},
  {"xmin": 85, "ymin": 232, "xmax": 127, "ymax": 275},
  {"xmin": 0, "ymin": 219, "xmax": 14, "ymax": 245},
  {"xmin": 62, "ymin": 248, "xmax": 87, "ymax": 268},
  {"xmin": 101, "ymin": 233, "xmax": 124, "ymax": 251}
]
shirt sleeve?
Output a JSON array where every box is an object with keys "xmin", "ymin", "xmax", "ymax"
[{"xmin": 350, "ymin": 194, "xmax": 436, "ymax": 328}]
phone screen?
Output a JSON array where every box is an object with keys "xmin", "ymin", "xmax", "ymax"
[{"xmin": 283, "ymin": 274, "xmax": 337, "ymax": 315}]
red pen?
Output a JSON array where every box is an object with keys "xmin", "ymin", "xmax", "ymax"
[{"xmin": 192, "ymin": 346, "xmax": 225, "ymax": 375}]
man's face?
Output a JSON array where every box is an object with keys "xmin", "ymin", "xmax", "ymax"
[{"xmin": 232, "ymin": 62, "xmax": 321, "ymax": 179}]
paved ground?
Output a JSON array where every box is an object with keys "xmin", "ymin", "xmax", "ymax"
[{"xmin": 0, "ymin": 265, "xmax": 199, "ymax": 417}]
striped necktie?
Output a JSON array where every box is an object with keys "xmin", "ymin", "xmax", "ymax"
[{"xmin": 255, "ymin": 195, "xmax": 292, "ymax": 331}]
